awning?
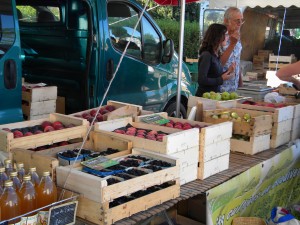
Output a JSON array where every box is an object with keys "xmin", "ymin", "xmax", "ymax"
[{"xmin": 209, "ymin": 0, "xmax": 300, "ymax": 9}]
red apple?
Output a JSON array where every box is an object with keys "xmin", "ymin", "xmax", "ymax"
[
  {"xmin": 114, "ymin": 129, "xmax": 125, "ymax": 134},
  {"xmin": 24, "ymin": 132, "xmax": 33, "ymax": 136},
  {"xmin": 41, "ymin": 121, "xmax": 52, "ymax": 129},
  {"xmin": 148, "ymin": 130, "xmax": 157, "ymax": 135},
  {"xmin": 105, "ymin": 105, "xmax": 116, "ymax": 112},
  {"xmin": 34, "ymin": 130, "xmax": 43, "ymax": 134},
  {"xmin": 96, "ymin": 114, "xmax": 104, "ymax": 122},
  {"xmin": 90, "ymin": 109, "xmax": 97, "ymax": 117},
  {"xmin": 127, "ymin": 127, "xmax": 136, "ymax": 132},
  {"xmin": 13, "ymin": 130, "xmax": 23, "ymax": 138},
  {"xmin": 53, "ymin": 124, "xmax": 64, "ymax": 130},
  {"xmin": 81, "ymin": 112, "xmax": 90, "ymax": 119},
  {"xmin": 52, "ymin": 121, "xmax": 63, "ymax": 127},
  {"xmin": 164, "ymin": 123, "xmax": 173, "ymax": 128}
]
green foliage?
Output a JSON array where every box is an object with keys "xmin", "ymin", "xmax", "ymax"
[{"xmin": 156, "ymin": 19, "xmax": 200, "ymax": 58}]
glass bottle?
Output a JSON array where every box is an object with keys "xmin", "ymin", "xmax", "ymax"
[
  {"xmin": 0, "ymin": 167, "xmax": 8, "ymax": 188},
  {"xmin": 28, "ymin": 167, "xmax": 40, "ymax": 187},
  {"xmin": 4, "ymin": 159, "xmax": 14, "ymax": 174},
  {"xmin": 19, "ymin": 175, "xmax": 37, "ymax": 216},
  {"xmin": 0, "ymin": 180, "xmax": 21, "ymax": 223},
  {"xmin": 10, "ymin": 171, "xmax": 22, "ymax": 190},
  {"xmin": 36, "ymin": 171, "xmax": 57, "ymax": 210},
  {"xmin": 17, "ymin": 162, "xmax": 26, "ymax": 182}
]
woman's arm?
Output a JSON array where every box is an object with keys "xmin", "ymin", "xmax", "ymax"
[{"xmin": 276, "ymin": 61, "xmax": 300, "ymax": 90}]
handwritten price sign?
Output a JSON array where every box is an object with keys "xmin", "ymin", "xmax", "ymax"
[{"xmin": 48, "ymin": 201, "xmax": 78, "ymax": 225}]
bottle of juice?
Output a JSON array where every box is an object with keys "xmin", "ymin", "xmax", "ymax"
[
  {"xmin": 19, "ymin": 175, "xmax": 37, "ymax": 216},
  {"xmin": 0, "ymin": 167, "xmax": 8, "ymax": 188},
  {"xmin": 0, "ymin": 180, "xmax": 21, "ymax": 223},
  {"xmin": 10, "ymin": 171, "xmax": 22, "ymax": 190},
  {"xmin": 28, "ymin": 167, "xmax": 40, "ymax": 187},
  {"xmin": 4, "ymin": 159, "xmax": 14, "ymax": 174},
  {"xmin": 17, "ymin": 162, "xmax": 26, "ymax": 182},
  {"xmin": 36, "ymin": 171, "xmax": 57, "ymax": 210}
]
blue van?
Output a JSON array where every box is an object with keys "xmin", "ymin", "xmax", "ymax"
[{"xmin": 0, "ymin": 0, "xmax": 195, "ymax": 124}]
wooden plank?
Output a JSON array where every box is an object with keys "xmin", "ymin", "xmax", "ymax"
[
  {"xmin": 199, "ymin": 139, "xmax": 230, "ymax": 162},
  {"xmin": 56, "ymin": 96, "xmax": 65, "ymax": 114},
  {"xmin": 270, "ymin": 132, "xmax": 291, "ymax": 149},
  {"xmin": 22, "ymin": 86, "xmax": 57, "ymax": 102},
  {"xmin": 197, "ymin": 154, "xmax": 230, "ymax": 180},
  {"xmin": 230, "ymin": 134, "xmax": 270, "ymax": 155},
  {"xmin": 25, "ymin": 114, "xmax": 50, "ymax": 120},
  {"xmin": 180, "ymin": 163, "xmax": 198, "ymax": 185},
  {"xmin": 272, "ymin": 119, "xmax": 293, "ymax": 136},
  {"xmin": 291, "ymin": 117, "xmax": 300, "ymax": 141},
  {"xmin": 22, "ymin": 99, "xmax": 56, "ymax": 116}
]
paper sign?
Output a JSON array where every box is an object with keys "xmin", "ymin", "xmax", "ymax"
[
  {"xmin": 140, "ymin": 114, "xmax": 169, "ymax": 125},
  {"xmin": 48, "ymin": 201, "xmax": 78, "ymax": 225}
]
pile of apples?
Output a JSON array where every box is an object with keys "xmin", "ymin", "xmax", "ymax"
[
  {"xmin": 113, "ymin": 124, "xmax": 168, "ymax": 142},
  {"xmin": 202, "ymin": 91, "xmax": 239, "ymax": 101},
  {"xmin": 73, "ymin": 105, "xmax": 116, "ymax": 124},
  {"xmin": 2, "ymin": 121, "xmax": 75, "ymax": 138},
  {"xmin": 210, "ymin": 111, "xmax": 252, "ymax": 123},
  {"xmin": 242, "ymin": 100, "xmax": 286, "ymax": 108},
  {"xmin": 162, "ymin": 120, "xmax": 207, "ymax": 131}
]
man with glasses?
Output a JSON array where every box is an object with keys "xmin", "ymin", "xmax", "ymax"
[{"xmin": 220, "ymin": 7, "xmax": 244, "ymax": 92}]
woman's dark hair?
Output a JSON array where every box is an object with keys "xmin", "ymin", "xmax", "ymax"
[{"xmin": 199, "ymin": 23, "xmax": 227, "ymax": 55}]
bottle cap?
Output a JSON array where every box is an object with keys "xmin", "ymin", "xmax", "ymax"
[
  {"xmin": 43, "ymin": 171, "xmax": 50, "ymax": 176},
  {"xmin": 29, "ymin": 167, "xmax": 36, "ymax": 172},
  {"xmin": 0, "ymin": 167, "xmax": 5, "ymax": 173},
  {"xmin": 17, "ymin": 162, "xmax": 24, "ymax": 168},
  {"xmin": 10, "ymin": 171, "xmax": 18, "ymax": 177},
  {"xmin": 4, "ymin": 180, "xmax": 13, "ymax": 187},
  {"xmin": 23, "ymin": 175, "xmax": 31, "ymax": 181}
]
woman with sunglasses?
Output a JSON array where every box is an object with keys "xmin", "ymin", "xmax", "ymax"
[{"xmin": 196, "ymin": 23, "xmax": 236, "ymax": 97}]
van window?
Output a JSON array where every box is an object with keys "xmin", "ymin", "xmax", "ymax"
[
  {"xmin": 17, "ymin": 5, "xmax": 60, "ymax": 23},
  {"xmin": 107, "ymin": 2, "xmax": 162, "ymax": 64},
  {"xmin": 0, "ymin": 0, "xmax": 15, "ymax": 58}
]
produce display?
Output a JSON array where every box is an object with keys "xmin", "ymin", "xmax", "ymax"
[
  {"xmin": 242, "ymin": 100, "xmax": 286, "ymax": 108},
  {"xmin": 113, "ymin": 124, "xmax": 169, "ymax": 141},
  {"xmin": 73, "ymin": 105, "xmax": 116, "ymax": 123},
  {"xmin": 162, "ymin": 120, "xmax": 208, "ymax": 130},
  {"xmin": 202, "ymin": 91, "xmax": 239, "ymax": 100},
  {"xmin": 1, "ymin": 121, "xmax": 76, "ymax": 138},
  {"xmin": 210, "ymin": 111, "xmax": 252, "ymax": 122}
]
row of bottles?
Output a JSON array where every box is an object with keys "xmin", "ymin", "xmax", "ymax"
[{"xmin": 0, "ymin": 159, "xmax": 57, "ymax": 223}]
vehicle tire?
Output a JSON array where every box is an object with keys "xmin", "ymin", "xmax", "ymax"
[{"xmin": 164, "ymin": 101, "xmax": 187, "ymax": 118}]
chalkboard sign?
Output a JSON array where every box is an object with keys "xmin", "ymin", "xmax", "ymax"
[{"xmin": 47, "ymin": 201, "xmax": 78, "ymax": 225}]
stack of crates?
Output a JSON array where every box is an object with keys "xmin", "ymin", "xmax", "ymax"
[{"xmin": 22, "ymin": 84, "xmax": 58, "ymax": 120}]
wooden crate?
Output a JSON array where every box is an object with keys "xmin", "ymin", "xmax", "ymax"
[
  {"xmin": 67, "ymin": 178, "xmax": 180, "ymax": 225},
  {"xmin": 22, "ymin": 99, "xmax": 56, "ymax": 117},
  {"xmin": 56, "ymin": 96, "xmax": 65, "ymax": 114},
  {"xmin": 22, "ymin": 86, "xmax": 57, "ymax": 102},
  {"xmin": 269, "ymin": 54, "xmax": 297, "ymax": 70},
  {"xmin": 0, "ymin": 113, "xmax": 89, "ymax": 152},
  {"xmin": 94, "ymin": 117, "xmax": 199, "ymax": 154},
  {"xmin": 56, "ymin": 148, "xmax": 179, "ymax": 203},
  {"xmin": 236, "ymin": 101, "xmax": 294, "ymax": 123},
  {"xmin": 272, "ymin": 119, "xmax": 293, "ymax": 136},
  {"xmin": 11, "ymin": 132, "xmax": 133, "ymax": 179},
  {"xmin": 187, "ymin": 96, "xmax": 250, "ymax": 121},
  {"xmin": 230, "ymin": 134, "xmax": 270, "ymax": 155},
  {"xmin": 24, "ymin": 114, "xmax": 50, "ymax": 120},
  {"xmin": 198, "ymin": 153, "xmax": 230, "ymax": 180},
  {"xmin": 278, "ymin": 85, "xmax": 299, "ymax": 96},
  {"xmin": 284, "ymin": 96, "xmax": 300, "ymax": 103},
  {"xmin": 253, "ymin": 55, "xmax": 265, "ymax": 67},
  {"xmin": 258, "ymin": 50, "xmax": 273, "ymax": 61},
  {"xmin": 203, "ymin": 108, "xmax": 272, "ymax": 136},
  {"xmin": 243, "ymin": 71, "xmax": 265, "ymax": 81}
]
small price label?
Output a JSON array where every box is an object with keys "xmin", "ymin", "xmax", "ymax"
[{"xmin": 48, "ymin": 201, "xmax": 78, "ymax": 225}]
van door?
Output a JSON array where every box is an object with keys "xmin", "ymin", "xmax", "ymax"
[
  {"xmin": 0, "ymin": 0, "xmax": 23, "ymax": 124},
  {"xmin": 104, "ymin": 1, "xmax": 170, "ymax": 112}
]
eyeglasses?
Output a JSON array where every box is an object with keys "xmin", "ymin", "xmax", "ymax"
[{"xmin": 232, "ymin": 18, "xmax": 245, "ymax": 25}]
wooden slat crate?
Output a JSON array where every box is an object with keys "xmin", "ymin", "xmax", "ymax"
[
  {"xmin": 269, "ymin": 54, "xmax": 297, "ymax": 70},
  {"xmin": 231, "ymin": 134, "xmax": 270, "ymax": 155},
  {"xmin": 0, "ymin": 113, "xmax": 89, "ymax": 152},
  {"xmin": 11, "ymin": 132, "xmax": 133, "ymax": 179},
  {"xmin": 22, "ymin": 86, "xmax": 57, "ymax": 102},
  {"xmin": 278, "ymin": 85, "xmax": 299, "ymax": 96},
  {"xmin": 94, "ymin": 117, "xmax": 199, "ymax": 155},
  {"xmin": 187, "ymin": 95, "xmax": 250, "ymax": 121},
  {"xmin": 291, "ymin": 117, "xmax": 300, "ymax": 141},
  {"xmin": 64, "ymin": 178, "xmax": 180, "ymax": 225},
  {"xmin": 56, "ymin": 148, "xmax": 179, "ymax": 204},
  {"xmin": 135, "ymin": 112, "xmax": 233, "ymax": 180},
  {"xmin": 258, "ymin": 50, "xmax": 273, "ymax": 61},
  {"xmin": 243, "ymin": 71, "xmax": 265, "ymax": 81},
  {"xmin": 236, "ymin": 101, "xmax": 294, "ymax": 123},
  {"xmin": 271, "ymin": 132, "xmax": 291, "ymax": 149},
  {"xmin": 202, "ymin": 108, "xmax": 272, "ymax": 136},
  {"xmin": 24, "ymin": 114, "xmax": 50, "ymax": 120},
  {"xmin": 22, "ymin": 99, "xmax": 56, "ymax": 117}
]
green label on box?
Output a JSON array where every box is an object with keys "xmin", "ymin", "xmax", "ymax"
[
  {"xmin": 81, "ymin": 156, "xmax": 119, "ymax": 170},
  {"xmin": 141, "ymin": 114, "xmax": 169, "ymax": 125}
]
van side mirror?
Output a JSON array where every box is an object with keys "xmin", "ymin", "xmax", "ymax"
[{"xmin": 161, "ymin": 39, "xmax": 174, "ymax": 64}]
